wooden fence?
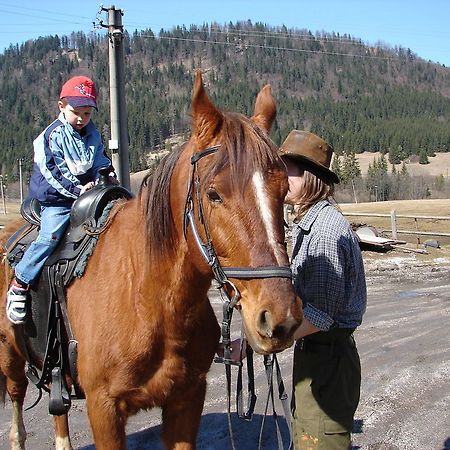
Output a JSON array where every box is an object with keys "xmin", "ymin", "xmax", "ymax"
[{"xmin": 343, "ymin": 210, "xmax": 450, "ymax": 239}]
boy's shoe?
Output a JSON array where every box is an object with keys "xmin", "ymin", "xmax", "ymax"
[{"xmin": 6, "ymin": 283, "xmax": 28, "ymax": 325}]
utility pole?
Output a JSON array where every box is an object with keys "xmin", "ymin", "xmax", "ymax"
[
  {"xmin": 18, "ymin": 158, "xmax": 24, "ymax": 203},
  {"xmin": 101, "ymin": 5, "xmax": 130, "ymax": 190},
  {"xmin": 0, "ymin": 175, "xmax": 6, "ymax": 214}
]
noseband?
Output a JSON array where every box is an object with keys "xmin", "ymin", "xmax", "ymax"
[{"xmin": 183, "ymin": 144, "xmax": 292, "ymax": 308}]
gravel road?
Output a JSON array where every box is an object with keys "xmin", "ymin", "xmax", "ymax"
[{"xmin": 1, "ymin": 252, "xmax": 449, "ymax": 450}]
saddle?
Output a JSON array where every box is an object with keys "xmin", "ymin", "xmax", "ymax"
[{"xmin": 3, "ymin": 171, "xmax": 132, "ymax": 415}]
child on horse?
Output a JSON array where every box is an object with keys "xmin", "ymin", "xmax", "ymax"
[{"xmin": 6, "ymin": 75, "xmax": 113, "ymax": 325}]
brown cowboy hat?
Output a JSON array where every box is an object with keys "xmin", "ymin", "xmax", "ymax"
[{"xmin": 279, "ymin": 130, "xmax": 340, "ymax": 184}]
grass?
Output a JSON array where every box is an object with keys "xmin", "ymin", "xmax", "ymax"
[{"xmin": 0, "ymin": 200, "xmax": 21, "ymax": 228}]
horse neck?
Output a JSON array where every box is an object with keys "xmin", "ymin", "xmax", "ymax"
[
  {"xmin": 168, "ymin": 245, "xmax": 213, "ymax": 302},
  {"xmin": 132, "ymin": 192, "xmax": 213, "ymax": 305}
]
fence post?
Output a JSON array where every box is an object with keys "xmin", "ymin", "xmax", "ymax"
[{"xmin": 390, "ymin": 209, "xmax": 397, "ymax": 240}]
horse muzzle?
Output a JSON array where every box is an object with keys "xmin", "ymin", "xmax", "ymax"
[{"xmin": 240, "ymin": 294, "xmax": 303, "ymax": 355}]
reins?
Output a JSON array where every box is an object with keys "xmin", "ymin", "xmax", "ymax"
[{"xmin": 184, "ymin": 145, "xmax": 293, "ymax": 450}]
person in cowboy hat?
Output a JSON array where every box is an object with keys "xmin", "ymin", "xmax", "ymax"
[{"xmin": 280, "ymin": 130, "xmax": 367, "ymax": 450}]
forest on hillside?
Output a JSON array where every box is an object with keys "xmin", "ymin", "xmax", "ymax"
[{"xmin": 1, "ymin": 22, "xmax": 450, "ymax": 201}]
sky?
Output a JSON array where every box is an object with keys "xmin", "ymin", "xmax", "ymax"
[{"xmin": 0, "ymin": 0, "xmax": 449, "ymax": 66}]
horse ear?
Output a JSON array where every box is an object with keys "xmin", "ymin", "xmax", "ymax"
[
  {"xmin": 191, "ymin": 70, "xmax": 223, "ymax": 149},
  {"xmin": 251, "ymin": 84, "xmax": 276, "ymax": 133}
]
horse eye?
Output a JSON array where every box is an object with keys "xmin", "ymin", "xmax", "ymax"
[{"xmin": 206, "ymin": 189, "xmax": 222, "ymax": 203}]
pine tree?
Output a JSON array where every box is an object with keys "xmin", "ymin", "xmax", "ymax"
[
  {"xmin": 419, "ymin": 149, "xmax": 429, "ymax": 164},
  {"xmin": 341, "ymin": 150, "xmax": 361, "ymax": 184},
  {"xmin": 331, "ymin": 154, "xmax": 343, "ymax": 182}
]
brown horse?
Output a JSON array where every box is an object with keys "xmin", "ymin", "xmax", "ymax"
[{"xmin": 0, "ymin": 71, "xmax": 302, "ymax": 450}]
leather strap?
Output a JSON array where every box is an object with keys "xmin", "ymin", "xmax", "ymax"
[{"xmin": 223, "ymin": 266, "xmax": 292, "ymax": 280}]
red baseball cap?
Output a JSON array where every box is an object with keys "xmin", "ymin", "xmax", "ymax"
[{"xmin": 60, "ymin": 76, "xmax": 97, "ymax": 109}]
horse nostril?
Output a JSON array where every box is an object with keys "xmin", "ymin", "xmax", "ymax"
[
  {"xmin": 284, "ymin": 315, "xmax": 300, "ymax": 337},
  {"xmin": 257, "ymin": 310, "xmax": 273, "ymax": 338},
  {"xmin": 271, "ymin": 316, "xmax": 299, "ymax": 340}
]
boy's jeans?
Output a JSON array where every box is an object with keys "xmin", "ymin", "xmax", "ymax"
[{"xmin": 14, "ymin": 204, "xmax": 71, "ymax": 285}]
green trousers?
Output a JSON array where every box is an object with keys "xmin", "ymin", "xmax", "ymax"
[{"xmin": 291, "ymin": 328, "xmax": 361, "ymax": 450}]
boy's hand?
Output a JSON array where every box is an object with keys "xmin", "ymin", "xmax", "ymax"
[
  {"xmin": 107, "ymin": 176, "xmax": 119, "ymax": 185},
  {"xmin": 80, "ymin": 181, "xmax": 95, "ymax": 195}
]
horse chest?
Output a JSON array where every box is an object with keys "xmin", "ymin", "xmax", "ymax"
[{"xmin": 117, "ymin": 351, "xmax": 192, "ymax": 412}]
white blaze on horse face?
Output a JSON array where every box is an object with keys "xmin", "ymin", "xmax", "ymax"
[{"xmin": 252, "ymin": 171, "xmax": 284, "ymax": 265}]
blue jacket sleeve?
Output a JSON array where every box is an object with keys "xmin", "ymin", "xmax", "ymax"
[{"xmin": 90, "ymin": 131, "xmax": 113, "ymax": 178}]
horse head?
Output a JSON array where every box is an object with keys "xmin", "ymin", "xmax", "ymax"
[{"xmin": 182, "ymin": 70, "xmax": 303, "ymax": 354}]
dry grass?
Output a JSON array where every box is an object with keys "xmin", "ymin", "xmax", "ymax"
[
  {"xmin": 0, "ymin": 201, "xmax": 21, "ymax": 228},
  {"xmin": 341, "ymin": 198, "xmax": 450, "ymax": 216},
  {"xmin": 356, "ymin": 151, "xmax": 450, "ymax": 178}
]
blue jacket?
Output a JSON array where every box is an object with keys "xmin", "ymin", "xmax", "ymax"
[{"xmin": 29, "ymin": 112, "xmax": 112, "ymax": 206}]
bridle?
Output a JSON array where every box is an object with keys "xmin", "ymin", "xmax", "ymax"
[
  {"xmin": 183, "ymin": 145, "xmax": 294, "ymax": 450},
  {"xmin": 183, "ymin": 144, "xmax": 292, "ymax": 309}
]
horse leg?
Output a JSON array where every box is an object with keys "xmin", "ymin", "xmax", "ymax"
[
  {"xmin": 161, "ymin": 301, "xmax": 220, "ymax": 449},
  {"xmin": 161, "ymin": 377, "xmax": 207, "ymax": 450},
  {"xmin": 53, "ymin": 415, "xmax": 72, "ymax": 450},
  {"xmin": 9, "ymin": 396, "xmax": 26, "ymax": 450},
  {"xmin": 1, "ymin": 353, "xmax": 28, "ymax": 450},
  {"xmin": 85, "ymin": 390, "xmax": 126, "ymax": 450}
]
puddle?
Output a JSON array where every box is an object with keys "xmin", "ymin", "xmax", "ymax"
[{"xmin": 399, "ymin": 291, "xmax": 419, "ymax": 299}]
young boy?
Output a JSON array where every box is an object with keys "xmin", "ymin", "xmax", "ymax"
[{"xmin": 6, "ymin": 75, "xmax": 113, "ymax": 325}]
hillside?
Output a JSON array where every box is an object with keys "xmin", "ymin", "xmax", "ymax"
[{"xmin": 1, "ymin": 23, "xmax": 450, "ymax": 180}]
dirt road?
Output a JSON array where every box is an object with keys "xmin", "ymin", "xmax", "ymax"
[{"xmin": 1, "ymin": 252, "xmax": 449, "ymax": 450}]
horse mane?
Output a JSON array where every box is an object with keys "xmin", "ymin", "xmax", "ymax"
[
  {"xmin": 138, "ymin": 144, "xmax": 184, "ymax": 258},
  {"xmin": 138, "ymin": 111, "xmax": 283, "ymax": 258}
]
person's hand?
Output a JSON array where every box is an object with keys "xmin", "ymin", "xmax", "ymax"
[
  {"xmin": 216, "ymin": 338, "xmax": 247, "ymax": 362},
  {"xmin": 79, "ymin": 181, "xmax": 95, "ymax": 195},
  {"xmin": 107, "ymin": 175, "xmax": 119, "ymax": 185}
]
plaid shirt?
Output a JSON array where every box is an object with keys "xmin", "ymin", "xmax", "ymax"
[{"xmin": 291, "ymin": 199, "xmax": 367, "ymax": 330}]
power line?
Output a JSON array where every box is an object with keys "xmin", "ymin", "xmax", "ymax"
[
  {"xmin": 122, "ymin": 25, "xmax": 450, "ymax": 64},
  {"xmin": 0, "ymin": 8, "xmax": 85, "ymax": 25},
  {"xmin": 0, "ymin": 3, "xmax": 91, "ymax": 20},
  {"xmin": 201, "ymin": 26, "xmax": 369, "ymax": 45},
  {"xmin": 140, "ymin": 34, "xmax": 408, "ymax": 62},
  {"xmin": 0, "ymin": 17, "xmax": 443, "ymax": 66},
  {"xmin": 124, "ymin": 20, "xmax": 450, "ymax": 42},
  {"xmin": 126, "ymin": 23, "xmax": 364, "ymax": 44}
]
